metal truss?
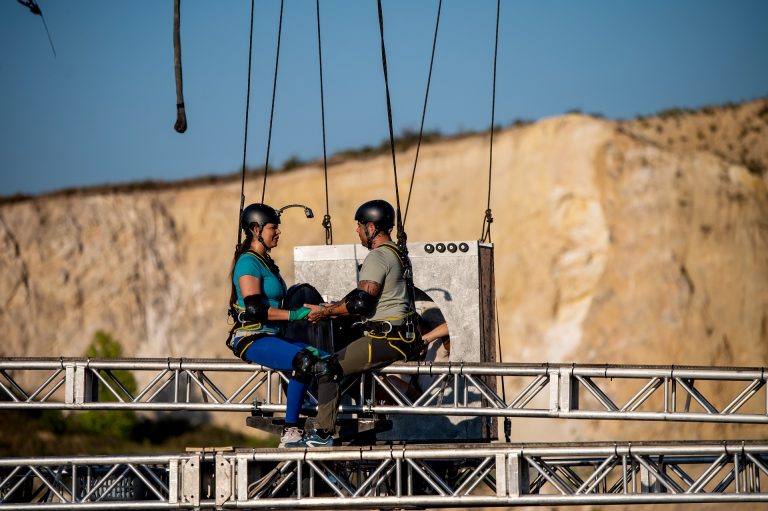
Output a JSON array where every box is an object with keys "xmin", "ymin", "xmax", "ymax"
[
  {"xmin": 2, "ymin": 442, "xmax": 768, "ymax": 509},
  {"xmin": 1, "ymin": 358, "xmax": 767, "ymax": 423},
  {"xmin": 0, "ymin": 453, "xmax": 201, "ymax": 509},
  {"xmin": 225, "ymin": 441, "xmax": 768, "ymax": 508}
]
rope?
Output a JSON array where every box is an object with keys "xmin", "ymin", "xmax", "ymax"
[
  {"xmin": 480, "ymin": 0, "xmax": 501, "ymax": 243},
  {"xmin": 496, "ymin": 297, "xmax": 511, "ymax": 442},
  {"xmin": 18, "ymin": 1, "xmax": 56, "ymax": 58},
  {"xmin": 39, "ymin": 11, "xmax": 56, "ymax": 58},
  {"xmin": 484, "ymin": 0, "xmax": 508, "ymax": 441},
  {"xmin": 316, "ymin": 0, "xmax": 333, "ymax": 244},
  {"xmin": 376, "ymin": 0, "xmax": 406, "ymax": 251},
  {"xmin": 403, "ymin": 0, "xmax": 443, "ymax": 228},
  {"xmin": 237, "ymin": 0, "xmax": 256, "ymax": 246},
  {"xmin": 173, "ymin": 0, "xmax": 187, "ymax": 133},
  {"xmin": 261, "ymin": 0, "xmax": 285, "ymax": 204}
]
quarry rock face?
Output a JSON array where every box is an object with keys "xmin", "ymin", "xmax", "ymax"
[{"xmin": 1, "ymin": 101, "xmax": 766, "ymax": 445}]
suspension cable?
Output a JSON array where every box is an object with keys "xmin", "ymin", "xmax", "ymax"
[
  {"xmin": 496, "ymin": 296, "xmax": 511, "ymax": 442},
  {"xmin": 376, "ymin": 0, "xmax": 406, "ymax": 250},
  {"xmin": 316, "ymin": 0, "xmax": 333, "ymax": 244},
  {"xmin": 480, "ymin": 0, "xmax": 500, "ymax": 243},
  {"xmin": 173, "ymin": 0, "xmax": 187, "ymax": 133},
  {"xmin": 403, "ymin": 0, "xmax": 442, "ymax": 228},
  {"xmin": 483, "ymin": 0, "xmax": 509, "ymax": 441},
  {"xmin": 237, "ymin": 0, "xmax": 257, "ymax": 246},
  {"xmin": 17, "ymin": 0, "xmax": 56, "ymax": 58},
  {"xmin": 260, "ymin": 0, "xmax": 285, "ymax": 204}
]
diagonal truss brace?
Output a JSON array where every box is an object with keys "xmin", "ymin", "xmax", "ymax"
[{"xmin": 1, "ymin": 359, "xmax": 767, "ymax": 424}]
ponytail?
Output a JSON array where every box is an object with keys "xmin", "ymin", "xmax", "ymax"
[{"xmin": 229, "ymin": 232, "xmax": 253, "ymax": 306}]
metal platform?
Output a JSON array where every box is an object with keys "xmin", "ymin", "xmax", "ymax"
[
  {"xmin": 1, "ymin": 442, "xmax": 768, "ymax": 509},
  {"xmin": 1, "ymin": 358, "xmax": 767, "ymax": 424}
]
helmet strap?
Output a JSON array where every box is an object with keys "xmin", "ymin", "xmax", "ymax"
[
  {"xmin": 252, "ymin": 226, "xmax": 271, "ymax": 253},
  {"xmin": 364, "ymin": 222, "xmax": 380, "ymax": 250}
]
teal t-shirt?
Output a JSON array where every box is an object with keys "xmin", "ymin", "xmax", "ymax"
[{"xmin": 233, "ymin": 252, "xmax": 287, "ymax": 334}]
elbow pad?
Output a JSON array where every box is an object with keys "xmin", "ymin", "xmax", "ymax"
[
  {"xmin": 242, "ymin": 295, "xmax": 269, "ymax": 323},
  {"xmin": 343, "ymin": 289, "xmax": 377, "ymax": 316}
]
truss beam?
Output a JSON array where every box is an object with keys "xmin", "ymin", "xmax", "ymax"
[
  {"xmin": 0, "ymin": 453, "xmax": 200, "ymax": 509},
  {"xmin": 1, "ymin": 358, "xmax": 767, "ymax": 423},
  {"xmin": 2, "ymin": 442, "xmax": 767, "ymax": 508}
]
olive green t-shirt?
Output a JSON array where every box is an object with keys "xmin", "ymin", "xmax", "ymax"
[{"xmin": 358, "ymin": 243, "xmax": 411, "ymax": 321}]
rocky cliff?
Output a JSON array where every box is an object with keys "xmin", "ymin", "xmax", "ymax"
[{"xmin": 2, "ymin": 99, "xmax": 767, "ymax": 444}]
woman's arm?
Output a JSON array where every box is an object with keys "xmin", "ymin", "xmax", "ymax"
[{"xmin": 238, "ymin": 274, "xmax": 290, "ymax": 321}]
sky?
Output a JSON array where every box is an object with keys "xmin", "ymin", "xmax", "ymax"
[{"xmin": 1, "ymin": 0, "xmax": 766, "ymax": 197}]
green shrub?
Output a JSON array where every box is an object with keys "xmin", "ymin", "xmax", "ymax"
[
  {"xmin": 659, "ymin": 107, "xmax": 691, "ymax": 118},
  {"xmin": 282, "ymin": 156, "xmax": 305, "ymax": 171},
  {"xmin": 73, "ymin": 331, "xmax": 138, "ymax": 438}
]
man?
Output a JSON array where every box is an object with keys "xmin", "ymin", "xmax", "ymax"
[{"xmin": 290, "ymin": 199, "xmax": 419, "ymax": 447}]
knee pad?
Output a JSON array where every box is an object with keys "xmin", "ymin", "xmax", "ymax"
[
  {"xmin": 292, "ymin": 348, "xmax": 321, "ymax": 383},
  {"xmin": 315, "ymin": 356, "xmax": 343, "ymax": 384}
]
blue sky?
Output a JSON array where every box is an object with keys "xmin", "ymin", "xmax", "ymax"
[{"xmin": 1, "ymin": 0, "xmax": 766, "ymax": 196}]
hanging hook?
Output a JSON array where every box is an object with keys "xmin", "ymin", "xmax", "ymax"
[
  {"xmin": 322, "ymin": 214, "xmax": 333, "ymax": 245},
  {"xmin": 480, "ymin": 208, "xmax": 494, "ymax": 243}
]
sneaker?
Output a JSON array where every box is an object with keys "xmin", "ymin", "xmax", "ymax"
[
  {"xmin": 294, "ymin": 430, "xmax": 334, "ymax": 448},
  {"xmin": 278, "ymin": 426, "xmax": 304, "ymax": 448}
]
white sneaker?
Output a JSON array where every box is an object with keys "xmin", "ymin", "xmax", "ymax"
[
  {"xmin": 294, "ymin": 430, "xmax": 334, "ymax": 448},
  {"xmin": 279, "ymin": 426, "xmax": 304, "ymax": 448}
]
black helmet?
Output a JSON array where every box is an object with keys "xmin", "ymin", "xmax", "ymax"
[
  {"xmin": 241, "ymin": 203, "xmax": 280, "ymax": 234},
  {"xmin": 355, "ymin": 200, "xmax": 394, "ymax": 232}
]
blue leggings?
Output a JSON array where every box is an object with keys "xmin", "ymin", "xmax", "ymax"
[{"xmin": 241, "ymin": 335, "xmax": 326, "ymax": 425}]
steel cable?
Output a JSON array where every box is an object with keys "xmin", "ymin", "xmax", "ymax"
[
  {"xmin": 403, "ymin": 0, "xmax": 443, "ymax": 228},
  {"xmin": 376, "ymin": 0, "xmax": 406, "ymax": 249},
  {"xmin": 261, "ymin": 0, "xmax": 285, "ymax": 203},
  {"xmin": 237, "ymin": 0, "xmax": 256, "ymax": 246},
  {"xmin": 316, "ymin": 0, "xmax": 333, "ymax": 244},
  {"xmin": 480, "ymin": 0, "xmax": 501, "ymax": 243}
]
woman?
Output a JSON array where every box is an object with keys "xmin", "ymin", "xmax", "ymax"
[{"xmin": 226, "ymin": 203, "xmax": 325, "ymax": 447}]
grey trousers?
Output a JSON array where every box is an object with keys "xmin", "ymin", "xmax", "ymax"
[{"xmin": 315, "ymin": 335, "xmax": 407, "ymax": 431}]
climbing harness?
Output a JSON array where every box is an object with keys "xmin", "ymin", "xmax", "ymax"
[
  {"xmin": 225, "ymin": 249, "xmax": 286, "ymax": 358},
  {"xmin": 355, "ymin": 242, "xmax": 422, "ymax": 361},
  {"xmin": 227, "ymin": 250, "xmax": 285, "ymax": 317}
]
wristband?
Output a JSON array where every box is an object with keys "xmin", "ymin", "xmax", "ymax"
[{"xmin": 289, "ymin": 307, "xmax": 311, "ymax": 321}]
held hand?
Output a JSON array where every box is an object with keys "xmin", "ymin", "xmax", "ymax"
[
  {"xmin": 304, "ymin": 303, "xmax": 326, "ymax": 323},
  {"xmin": 288, "ymin": 306, "xmax": 311, "ymax": 321}
]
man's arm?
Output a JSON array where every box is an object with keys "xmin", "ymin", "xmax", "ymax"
[
  {"xmin": 308, "ymin": 280, "xmax": 382, "ymax": 321},
  {"xmin": 357, "ymin": 280, "xmax": 382, "ymax": 296}
]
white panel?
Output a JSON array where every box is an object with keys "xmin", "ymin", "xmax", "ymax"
[
  {"xmin": 294, "ymin": 240, "xmax": 496, "ymax": 442},
  {"xmin": 294, "ymin": 240, "xmax": 494, "ymax": 363}
]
